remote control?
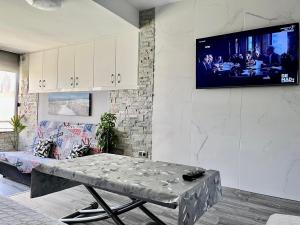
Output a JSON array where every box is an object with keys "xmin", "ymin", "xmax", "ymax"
[{"xmin": 182, "ymin": 169, "xmax": 206, "ymax": 181}]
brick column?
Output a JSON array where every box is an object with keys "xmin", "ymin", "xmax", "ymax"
[
  {"xmin": 110, "ymin": 9, "xmax": 155, "ymax": 157},
  {"xmin": 18, "ymin": 55, "xmax": 39, "ymax": 151},
  {"xmin": 0, "ymin": 132, "xmax": 14, "ymax": 151}
]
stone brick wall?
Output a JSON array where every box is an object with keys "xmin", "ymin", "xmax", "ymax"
[
  {"xmin": 0, "ymin": 54, "xmax": 35, "ymax": 152},
  {"xmin": 15, "ymin": 9, "xmax": 155, "ymax": 156},
  {"xmin": 0, "ymin": 132, "xmax": 14, "ymax": 151},
  {"xmin": 110, "ymin": 9, "xmax": 155, "ymax": 157},
  {"xmin": 18, "ymin": 55, "xmax": 39, "ymax": 151}
]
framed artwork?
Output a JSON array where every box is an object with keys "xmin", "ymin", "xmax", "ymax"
[{"xmin": 48, "ymin": 93, "xmax": 92, "ymax": 116}]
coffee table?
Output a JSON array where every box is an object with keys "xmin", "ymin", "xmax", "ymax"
[{"xmin": 31, "ymin": 154, "xmax": 222, "ymax": 225}]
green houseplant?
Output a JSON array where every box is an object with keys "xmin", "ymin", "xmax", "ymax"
[
  {"xmin": 96, "ymin": 113, "xmax": 118, "ymax": 153},
  {"xmin": 9, "ymin": 115, "xmax": 26, "ymax": 151}
]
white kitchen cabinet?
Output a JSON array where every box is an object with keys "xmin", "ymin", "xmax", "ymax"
[
  {"xmin": 29, "ymin": 31, "xmax": 139, "ymax": 93},
  {"xmin": 75, "ymin": 42, "xmax": 94, "ymax": 89},
  {"xmin": 58, "ymin": 45, "xmax": 75, "ymax": 90},
  {"xmin": 94, "ymin": 37, "xmax": 116, "ymax": 89},
  {"xmin": 93, "ymin": 32, "xmax": 139, "ymax": 90},
  {"xmin": 29, "ymin": 52, "xmax": 43, "ymax": 93},
  {"xmin": 115, "ymin": 32, "xmax": 139, "ymax": 89},
  {"xmin": 42, "ymin": 49, "xmax": 58, "ymax": 91}
]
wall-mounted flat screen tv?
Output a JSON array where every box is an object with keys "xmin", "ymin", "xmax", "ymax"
[{"xmin": 196, "ymin": 23, "xmax": 299, "ymax": 88}]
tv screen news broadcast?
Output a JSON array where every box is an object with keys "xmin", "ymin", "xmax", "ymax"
[{"xmin": 196, "ymin": 23, "xmax": 299, "ymax": 88}]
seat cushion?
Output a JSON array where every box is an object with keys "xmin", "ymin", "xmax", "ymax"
[
  {"xmin": 0, "ymin": 151, "xmax": 54, "ymax": 173},
  {"xmin": 32, "ymin": 121, "xmax": 99, "ymax": 160},
  {"xmin": 54, "ymin": 123, "xmax": 98, "ymax": 160},
  {"xmin": 267, "ymin": 214, "xmax": 300, "ymax": 225},
  {"xmin": 32, "ymin": 121, "xmax": 61, "ymax": 152}
]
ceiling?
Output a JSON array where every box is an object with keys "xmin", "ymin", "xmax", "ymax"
[
  {"xmin": 0, "ymin": 0, "xmax": 181, "ymax": 54},
  {"xmin": 127, "ymin": 0, "xmax": 182, "ymax": 10},
  {"xmin": 0, "ymin": 0, "xmax": 138, "ymax": 54}
]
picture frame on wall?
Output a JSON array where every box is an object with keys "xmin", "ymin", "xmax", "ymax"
[{"xmin": 48, "ymin": 92, "xmax": 92, "ymax": 116}]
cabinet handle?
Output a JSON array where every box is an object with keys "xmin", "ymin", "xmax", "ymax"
[
  {"xmin": 75, "ymin": 83, "xmax": 79, "ymax": 86},
  {"xmin": 76, "ymin": 77, "xmax": 79, "ymax": 80},
  {"xmin": 111, "ymin": 74, "xmax": 114, "ymax": 84},
  {"xmin": 70, "ymin": 77, "xmax": 73, "ymax": 80},
  {"xmin": 71, "ymin": 83, "xmax": 74, "ymax": 86},
  {"xmin": 117, "ymin": 73, "xmax": 121, "ymax": 84}
]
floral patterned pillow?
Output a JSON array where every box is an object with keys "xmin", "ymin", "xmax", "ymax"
[
  {"xmin": 67, "ymin": 144, "xmax": 90, "ymax": 159},
  {"xmin": 32, "ymin": 121, "xmax": 61, "ymax": 153},
  {"xmin": 34, "ymin": 138, "xmax": 55, "ymax": 158},
  {"xmin": 54, "ymin": 123, "xmax": 97, "ymax": 159}
]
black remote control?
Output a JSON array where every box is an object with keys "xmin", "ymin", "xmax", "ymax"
[{"xmin": 182, "ymin": 169, "xmax": 206, "ymax": 181}]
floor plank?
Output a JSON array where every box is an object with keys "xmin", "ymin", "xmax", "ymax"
[
  {"xmin": 0, "ymin": 176, "xmax": 29, "ymax": 197},
  {"xmin": 10, "ymin": 186, "xmax": 300, "ymax": 225}
]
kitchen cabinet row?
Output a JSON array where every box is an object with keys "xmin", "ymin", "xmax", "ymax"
[{"xmin": 29, "ymin": 32, "xmax": 139, "ymax": 93}]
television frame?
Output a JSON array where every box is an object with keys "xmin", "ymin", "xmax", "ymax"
[{"xmin": 196, "ymin": 23, "xmax": 299, "ymax": 89}]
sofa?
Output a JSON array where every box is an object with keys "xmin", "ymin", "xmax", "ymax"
[{"xmin": 0, "ymin": 120, "xmax": 99, "ymax": 185}]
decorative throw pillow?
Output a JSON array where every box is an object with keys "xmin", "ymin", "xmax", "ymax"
[
  {"xmin": 34, "ymin": 138, "xmax": 55, "ymax": 158},
  {"xmin": 68, "ymin": 144, "xmax": 90, "ymax": 159}
]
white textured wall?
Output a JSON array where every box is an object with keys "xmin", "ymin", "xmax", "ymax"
[
  {"xmin": 0, "ymin": 50, "xmax": 19, "ymax": 73},
  {"xmin": 92, "ymin": 0, "xmax": 139, "ymax": 28},
  {"xmin": 153, "ymin": 0, "xmax": 300, "ymax": 201}
]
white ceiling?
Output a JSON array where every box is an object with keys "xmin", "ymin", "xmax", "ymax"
[
  {"xmin": 127, "ymin": 0, "xmax": 182, "ymax": 10},
  {"xmin": 0, "ymin": 0, "xmax": 182, "ymax": 54},
  {"xmin": 0, "ymin": 0, "xmax": 138, "ymax": 54}
]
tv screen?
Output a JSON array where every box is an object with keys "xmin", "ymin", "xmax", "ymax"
[{"xmin": 196, "ymin": 23, "xmax": 299, "ymax": 88}]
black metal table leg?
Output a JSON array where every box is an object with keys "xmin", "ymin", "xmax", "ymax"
[
  {"xmin": 61, "ymin": 186, "xmax": 168, "ymax": 225},
  {"xmin": 139, "ymin": 205, "xmax": 167, "ymax": 225},
  {"xmin": 85, "ymin": 185, "xmax": 126, "ymax": 225},
  {"xmin": 62, "ymin": 202, "xmax": 98, "ymax": 219}
]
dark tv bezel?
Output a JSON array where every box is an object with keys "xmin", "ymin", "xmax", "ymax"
[{"xmin": 196, "ymin": 23, "xmax": 300, "ymax": 89}]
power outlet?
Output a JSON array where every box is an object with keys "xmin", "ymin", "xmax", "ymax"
[{"xmin": 138, "ymin": 151, "xmax": 148, "ymax": 158}]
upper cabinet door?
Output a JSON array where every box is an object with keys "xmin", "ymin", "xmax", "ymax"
[
  {"xmin": 94, "ymin": 38, "xmax": 116, "ymax": 89},
  {"xmin": 43, "ymin": 49, "xmax": 58, "ymax": 91},
  {"xmin": 58, "ymin": 45, "xmax": 75, "ymax": 90},
  {"xmin": 29, "ymin": 52, "xmax": 43, "ymax": 93},
  {"xmin": 116, "ymin": 32, "xmax": 139, "ymax": 89},
  {"xmin": 75, "ymin": 42, "xmax": 94, "ymax": 89}
]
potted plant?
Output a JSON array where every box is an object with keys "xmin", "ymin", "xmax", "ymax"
[
  {"xmin": 96, "ymin": 113, "xmax": 118, "ymax": 153},
  {"xmin": 9, "ymin": 115, "xmax": 26, "ymax": 151}
]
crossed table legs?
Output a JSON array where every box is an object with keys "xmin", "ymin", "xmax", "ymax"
[{"xmin": 60, "ymin": 185, "xmax": 167, "ymax": 225}]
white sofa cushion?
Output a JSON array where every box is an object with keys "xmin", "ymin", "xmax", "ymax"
[{"xmin": 267, "ymin": 214, "xmax": 300, "ymax": 225}]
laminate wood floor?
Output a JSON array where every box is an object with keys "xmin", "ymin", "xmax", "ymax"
[
  {"xmin": 10, "ymin": 185, "xmax": 300, "ymax": 225},
  {"xmin": 0, "ymin": 176, "xmax": 29, "ymax": 197}
]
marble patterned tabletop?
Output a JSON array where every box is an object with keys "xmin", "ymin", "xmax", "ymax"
[{"xmin": 31, "ymin": 153, "xmax": 222, "ymax": 225}]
